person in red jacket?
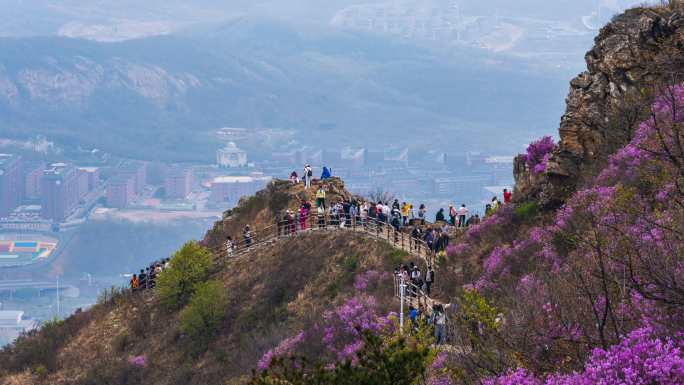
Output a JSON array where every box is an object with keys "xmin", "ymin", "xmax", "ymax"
[{"xmin": 503, "ymin": 188, "xmax": 512, "ymax": 204}]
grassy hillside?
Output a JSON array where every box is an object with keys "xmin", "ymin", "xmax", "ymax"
[{"xmin": 0, "ymin": 180, "xmax": 414, "ymax": 385}]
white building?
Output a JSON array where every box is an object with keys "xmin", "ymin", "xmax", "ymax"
[
  {"xmin": 217, "ymin": 142, "xmax": 247, "ymax": 168},
  {"xmin": 0, "ymin": 310, "xmax": 37, "ymax": 345},
  {"xmin": 210, "ymin": 174, "xmax": 272, "ymax": 204}
]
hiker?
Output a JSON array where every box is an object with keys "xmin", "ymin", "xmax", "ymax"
[
  {"xmin": 401, "ymin": 202, "xmax": 410, "ymax": 225},
  {"xmin": 411, "ymin": 227, "xmax": 422, "ymax": 251},
  {"xmin": 138, "ymin": 269, "xmax": 147, "ymax": 290},
  {"xmin": 148, "ymin": 267, "xmax": 157, "ymax": 289},
  {"xmin": 392, "ymin": 199, "xmax": 400, "ymax": 211},
  {"xmin": 349, "ymin": 201, "xmax": 358, "ymax": 227},
  {"xmin": 424, "ymin": 229, "xmax": 434, "ymax": 251},
  {"xmin": 285, "ymin": 210, "xmax": 295, "ymax": 234},
  {"xmin": 409, "ymin": 204, "xmax": 415, "ymax": 221},
  {"xmin": 435, "ymin": 208, "xmax": 446, "ymax": 222},
  {"xmin": 321, "ymin": 166, "xmax": 332, "ymax": 180},
  {"xmin": 330, "ymin": 203, "xmax": 340, "ymax": 227},
  {"xmin": 434, "ymin": 229, "xmax": 443, "ymax": 251},
  {"xmin": 225, "ymin": 236, "xmax": 234, "ymax": 257},
  {"xmin": 342, "ymin": 200, "xmax": 351, "ymax": 227},
  {"xmin": 382, "ymin": 203, "xmax": 391, "ymax": 223},
  {"xmin": 409, "ymin": 305, "xmax": 419, "ymax": 332},
  {"xmin": 391, "ymin": 211, "xmax": 401, "ymax": 232},
  {"xmin": 375, "ymin": 202, "xmax": 384, "ymax": 222},
  {"xmin": 369, "ymin": 202, "xmax": 377, "ymax": 219},
  {"xmin": 299, "ymin": 204, "xmax": 309, "ymax": 231},
  {"xmin": 316, "ymin": 186, "xmax": 326, "ymax": 209},
  {"xmin": 503, "ymin": 188, "xmax": 512, "ymax": 204},
  {"xmin": 425, "ymin": 266, "xmax": 434, "ymax": 296},
  {"xmin": 317, "ymin": 205, "xmax": 326, "ymax": 229},
  {"xmin": 449, "ymin": 204, "xmax": 457, "ymax": 226},
  {"xmin": 411, "ymin": 266, "xmax": 421, "ymax": 283},
  {"xmin": 130, "ymin": 274, "xmax": 139, "ymax": 291},
  {"xmin": 360, "ymin": 201, "xmax": 369, "ymax": 227},
  {"xmin": 418, "ymin": 204, "xmax": 427, "ymax": 224},
  {"xmin": 243, "ymin": 226, "xmax": 253, "ymax": 247},
  {"xmin": 432, "ymin": 304, "xmax": 448, "ymax": 345},
  {"xmin": 401, "ymin": 265, "xmax": 410, "ymax": 282},
  {"xmin": 303, "ymin": 164, "xmax": 313, "ymax": 189},
  {"xmin": 484, "ymin": 204, "xmax": 493, "ymax": 217},
  {"xmin": 491, "ymin": 196, "xmax": 501, "ymax": 211},
  {"xmin": 458, "ymin": 204, "xmax": 469, "ymax": 228},
  {"xmin": 289, "ymin": 171, "xmax": 299, "ymax": 184}
]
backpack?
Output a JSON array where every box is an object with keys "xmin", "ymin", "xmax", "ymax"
[{"xmin": 307, "ymin": 169, "xmax": 312, "ymax": 177}]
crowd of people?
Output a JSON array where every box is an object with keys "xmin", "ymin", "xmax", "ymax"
[
  {"xmin": 289, "ymin": 165, "xmax": 332, "ymax": 186},
  {"xmin": 223, "ymin": 172, "xmax": 514, "ymax": 258},
  {"xmin": 395, "ymin": 262, "xmax": 435, "ymax": 296},
  {"xmin": 394, "ymin": 261, "xmax": 451, "ymax": 345},
  {"xmin": 407, "ymin": 303, "xmax": 451, "ymax": 345},
  {"xmin": 129, "ymin": 258, "xmax": 171, "ymax": 291}
]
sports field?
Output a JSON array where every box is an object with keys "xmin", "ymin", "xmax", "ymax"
[{"xmin": 0, "ymin": 235, "xmax": 58, "ymax": 267}]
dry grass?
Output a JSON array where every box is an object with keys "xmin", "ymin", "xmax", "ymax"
[{"xmin": 0, "ymin": 179, "xmax": 414, "ymax": 385}]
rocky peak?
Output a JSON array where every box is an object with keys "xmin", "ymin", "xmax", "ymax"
[{"xmin": 515, "ymin": 4, "xmax": 684, "ymax": 205}]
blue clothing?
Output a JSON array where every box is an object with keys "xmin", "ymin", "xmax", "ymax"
[
  {"xmin": 321, "ymin": 167, "xmax": 331, "ymax": 179},
  {"xmin": 409, "ymin": 309, "xmax": 418, "ymax": 323}
]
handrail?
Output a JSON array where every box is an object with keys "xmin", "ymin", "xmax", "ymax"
[
  {"xmin": 212, "ymin": 213, "xmax": 439, "ymax": 267},
  {"xmin": 393, "ymin": 273, "xmax": 434, "ymax": 308}
]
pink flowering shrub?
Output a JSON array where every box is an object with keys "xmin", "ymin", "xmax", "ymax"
[
  {"xmin": 257, "ymin": 295, "xmax": 396, "ymax": 370},
  {"xmin": 353, "ymin": 270, "xmax": 390, "ymax": 292},
  {"xmin": 522, "ymin": 136, "xmax": 556, "ymax": 175},
  {"xmin": 485, "ymin": 327, "xmax": 684, "ymax": 385},
  {"xmin": 128, "ymin": 355, "xmax": 147, "ymax": 367},
  {"xmin": 449, "ymin": 84, "xmax": 684, "ymax": 383},
  {"xmin": 257, "ymin": 331, "xmax": 306, "ymax": 370}
]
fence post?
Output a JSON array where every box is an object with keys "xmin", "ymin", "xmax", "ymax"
[{"xmin": 399, "ymin": 275, "xmax": 405, "ymax": 335}]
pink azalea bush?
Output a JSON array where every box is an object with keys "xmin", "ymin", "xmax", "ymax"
[
  {"xmin": 522, "ymin": 136, "xmax": 556, "ymax": 175},
  {"xmin": 485, "ymin": 327, "xmax": 684, "ymax": 385},
  {"xmin": 257, "ymin": 331, "xmax": 306, "ymax": 370},
  {"xmin": 447, "ymin": 85, "xmax": 684, "ymax": 383},
  {"xmin": 257, "ymin": 294, "xmax": 396, "ymax": 370},
  {"xmin": 353, "ymin": 270, "xmax": 390, "ymax": 292},
  {"xmin": 128, "ymin": 355, "xmax": 147, "ymax": 367}
]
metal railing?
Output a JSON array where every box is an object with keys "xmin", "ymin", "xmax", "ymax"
[
  {"xmin": 212, "ymin": 213, "xmax": 438, "ymax": 267},
  {"xmin": 393, "ymin": 273, "xmax": 434, "ymax": 308}
]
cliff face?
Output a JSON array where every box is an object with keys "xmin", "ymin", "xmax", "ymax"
[{"xmin": 516, "ymin": 5, "xmax": 684, "ymax": 204}]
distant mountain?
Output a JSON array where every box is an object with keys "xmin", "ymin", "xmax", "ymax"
[{"xmin": 0, "ymin": 19, "xmax": 570, "ymax": 160}]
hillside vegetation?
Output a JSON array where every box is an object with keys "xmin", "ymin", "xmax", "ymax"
[
  {"xmin": 0, "ymin": 179, "xmax": 415, "ymax": 384},
  {"xmin": 3, "ymin": 3, "xmax": 684, "ymax": 385}
]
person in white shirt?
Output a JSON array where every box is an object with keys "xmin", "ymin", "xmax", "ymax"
[
  {"xmin": 381, "ymin": 204, "xmax": 391, "ymax": 223},
  {"xmin": 225, "ymin": 236, "xmax": 234, "ymax": 257},
  {"xmin": 457, "ymin": 204, "xmax": 469, "ymax": 228},
  {"xmin": 303, "ymin": 165, "xmax": 313, "ymax": 189}
]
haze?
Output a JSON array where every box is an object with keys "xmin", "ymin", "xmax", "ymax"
[{"xmin": 0, "ymin": 0, "xmax": 654, "ymax": 344}]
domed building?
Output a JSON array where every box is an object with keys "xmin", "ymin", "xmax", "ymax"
[{"xmin": 216, "ymin": 142, "xmax": 247, "ymax": 168}]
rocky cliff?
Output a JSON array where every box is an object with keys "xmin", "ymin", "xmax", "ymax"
[{"xmin": 515, "ymin": 4, "xmax": 684, "ymax": 205}]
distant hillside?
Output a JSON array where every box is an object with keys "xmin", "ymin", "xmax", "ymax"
[{"xmin": 0, "ymin": 20, "xmax": 568, "ymax": 160}]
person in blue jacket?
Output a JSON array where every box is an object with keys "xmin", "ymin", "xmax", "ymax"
[{"xmin": 321, "ymin": 166, "xmax": 332, "ymax": 180}]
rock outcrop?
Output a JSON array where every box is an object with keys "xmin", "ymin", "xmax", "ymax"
[{"xmin": 516, "ymin": 5, "xmax": 684, "ymax": 205}]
